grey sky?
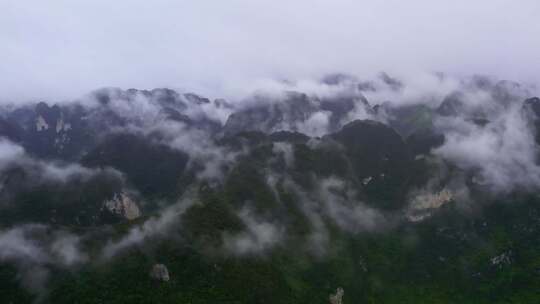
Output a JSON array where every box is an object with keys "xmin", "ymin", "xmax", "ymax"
[{"xmin": 1, "ymin": 0, "xmax": 539, "ymax": 101}]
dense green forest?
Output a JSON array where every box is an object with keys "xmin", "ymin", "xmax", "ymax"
[{"xmin": 1, "ymin": 79, "xmax": 540, "ymax": 303}]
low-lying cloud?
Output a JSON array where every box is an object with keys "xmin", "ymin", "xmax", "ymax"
[
  {"xmin": 0, "ymin": 138, "xmax": 122, "ymax": 184},
  {"xmin": 223, "ymin": 207, "xmax": 284, "ymax": 256},
  {"xmin": 0, "ymin": 225, "xmax": 87, "ymax": 296},
  {"xmin": 102, "ymin": 194, "xmax": 196, "ymax": 259},
  {"xmin": 434, "ymin": 99, "xmax": 540, "ymax": 192}
]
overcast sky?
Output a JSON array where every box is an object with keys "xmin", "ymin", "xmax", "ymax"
[{"xmin": 1, "ymin": 0, "xmax": 539, "ymax": 101}]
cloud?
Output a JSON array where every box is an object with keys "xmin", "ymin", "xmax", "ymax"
[
  {"xmin": 272, "ymin": 142, "xmax": 295, "ymax": 167},
  {"xmin": 83, "ymin": 89, "xmax": 242, "ymax": 181},
  {"xmin": 1, "ymin": 0, "xmax": 539, "ymax": 102},
  {"xmin": 297, "ymin": 111, "xmax": 332, "ymax": 137},
  {"xmin": 148, "ymin": 120, "xmax": 242, "ymax": 180},
  {"xmin": 0, "ymin": 138, "xmax": 122, "ymax": 184},
  {"xmin": 361, "ymin": 73, "xmax": 461, "ymax": 108},
  {"xmin": 0, "ymin": 225, "xmax": 49, "ymax": 264},
  {"xmin": 0, "ymin": 225, "xmax": 86, "ymax": 295},
  {"xmin": 272, "ymin": 175, "xmax": 387, "ymax": 256},
  {"xmin": 223, "ymin": 207, "xmax": 284, "ymax": 255},
  {"xmin": 102, "ymin": 195, "xmax": 196, "ymax": 259},
  {"xmin": 281, "ymin": 178, "xmax": 330, "ymax": 255},
  {"xmin": 434, "ymin": 101, "xmax": 540, "ymax": 192},
  {"xmin": 0, "ymin": 138, "xmax": 25, "ymax": 169},
  {"xmin": 50, "ymin": 232, "xmax": 88, "ymax": 266},
  {"xmin": 316, "ymin": 177, "xmax": 386, "ymax": 233}
]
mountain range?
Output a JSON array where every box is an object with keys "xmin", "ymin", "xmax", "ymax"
[{"xmin": 1, "ymin": 74, "xmax": 540, "ymax": 303}]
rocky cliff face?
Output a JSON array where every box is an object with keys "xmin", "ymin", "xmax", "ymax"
[{"xmin": 104, "ymin": 191, "xmax": 141, "ymax": 220}]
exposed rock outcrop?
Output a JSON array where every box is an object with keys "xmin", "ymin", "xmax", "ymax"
[
  {"xmin": 36, "ymin": 115, "xmax": 49, "ymax": 131},
  {"xmin": 407, "ymin": 189, "xmax": 453, "ymax": 222},
  {"xmin": 104, "ymin": 191, "xmax": 141, "ymax": 220},
  {"xmin": 329, "ymin": 287, "xmax": 344, "ymax": 304},
  {"xmin": 490, "ymin": 250, "xmax": 512, "ymax": 268},
  {"xmin": 150, "ymin": 264, "xmax": 170, "ymax": 282}
]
